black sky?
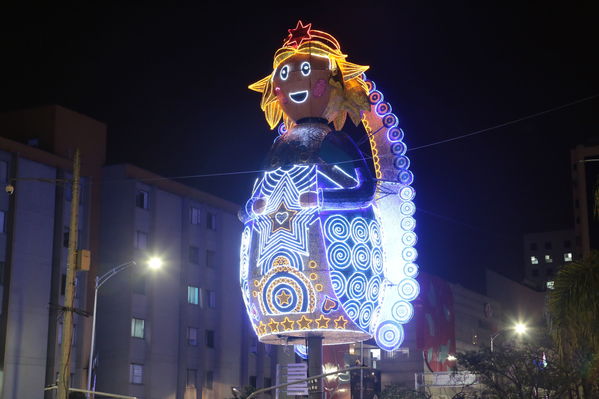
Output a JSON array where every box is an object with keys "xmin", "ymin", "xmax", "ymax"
[{"xmin": 1, "ymin": 3, "xmax": 598, "ymax": 291}]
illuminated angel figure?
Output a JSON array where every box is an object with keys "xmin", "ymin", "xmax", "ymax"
[{"xmin": 239, "ymin": 21, "xmax": 419, "ymax": 351}]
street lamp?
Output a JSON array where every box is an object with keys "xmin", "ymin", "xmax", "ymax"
[
  {"xmin": 490, "ymin": 322, "xmax": 528, "ymax": 352},
  {"xmin": 86, "ymin": 257, "xmax": 163, "ymax": 397}
]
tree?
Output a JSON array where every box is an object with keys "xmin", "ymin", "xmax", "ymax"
[
  {"xmin": 457, "ymin": 341, "xmax": 576, "ymax": 398},
  {"xmin": 548, "ymin": 251, "xmax": 599, "ymax": 398}
]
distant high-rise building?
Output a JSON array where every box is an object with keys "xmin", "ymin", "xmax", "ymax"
[
  {"xmin": 522, "ymin": 229, "xmax": 577, "ymax": 291},
  {"xmin": 571, "ymin": 144, "xmax": 599, "ymax": 258}
]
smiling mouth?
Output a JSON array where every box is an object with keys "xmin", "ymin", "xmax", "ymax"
[{"xmin": 289, "ymin": 90, "xmax": 309, "ymax": 104}]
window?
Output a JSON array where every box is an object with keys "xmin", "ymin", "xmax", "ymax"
[
  {"xmin": 207, "ymin": 212, "xmax": 216, "ymax": 230},
  {"xmin": 205, "ymin": 330, "xmax": 215, "ymax": 348},
  {"xmin": 132, "ymin": 274, "xmax": 146, "ymax": 295},
  {"xmin": 205, "ymin": 371, "xmax": 214, "ymax": 390},
  {"xmin": 61, "ymin": 274, "xmax": 66, "ymax": 295},
  {"xmin": 529, "ymin": 242, "xmax": 537, "ymax": 251},
  {"xmin": 546, "ymin": 281, "xmax": 555, "ymax": 290},
  {"xmin": 0, "ymin": 261, "xmax": 5, "ymax": 285},
  {"xmin": 207, "ymin": 290, "xmax": 216, "ymax": 309},
  {"xmin": 544, "ymin": 241, "xmax": 552, "ymax": 250},
  {"xmin": 63, "ymin": 228, "xmax": 81, "ymax": 248},
  {"xmin": 545, "ymin": 254, "xmax": 553, "ymax": 263},
  {"xmin": 0, "ymin": 210, "xmax": 5, "ymax": 233},
  {"xmin": 130, "ymin": 364, "xmax": 143, "ymax": 384},
  {"xmin": 187, "ymin": 327, "xmax": 198, "ymax": 346},
  {"xmin": 206, "ymin": 250, "xmax": 216, "ymax": 269},
  {"xmin": 189, "ymin": 246, "xmax": 200, "ymax": 264},
  {"xmin": 188, "ymin": 286, "xmax": 199, "ymax": 305},
  {"xmin": 187, "ymin": 369, "xmax": 197, "ymax": 387},
  {"xmin": 131, "ymin": 318, "xmax": 145, "ymax": 338},
  {"xmin": 190, "ymin": 207, "xmax": 200, "ymax": 225},
  {"xmin": 564, "ymin": 252, "xmax": 573, "ymax": 262},
  {"xmin": 135, "ymin": 231, "xmax": 148, "ymax": 249},
  {"xmin": 530, "ymin": 256, "xmax": 539, "ymax": 265},
  {"xmin": 264, "ymin": 377, "xmax": 272, "ymax": 389},
  {"xmin": 249, "ymin": 376, "xmax": 257, "ymax": 388},
  {"xmin": 532, "ymin": 269, "xmax": 539, "ymax": 277},
  {"xmin": 136, "ymin": 190, "xmax": 149, "ymax": 209}
]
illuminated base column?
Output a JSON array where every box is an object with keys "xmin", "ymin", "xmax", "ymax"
[{"xmin": 307, "ymin": 336, "xmax": 323, "ymax": 399}]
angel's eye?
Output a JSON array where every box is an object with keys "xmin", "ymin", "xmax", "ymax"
[
  {"xmin": 300, "ymin": 61, "xmax": 311, "ymax": 76},
  {"xmin": 280, "ymin": 65, "xmax": 289, "ymax": 81}
]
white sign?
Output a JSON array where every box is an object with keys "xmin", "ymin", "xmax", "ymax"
[{"xmin": 276, "ymin": 363, "xmax": 309, "ymax": 397}]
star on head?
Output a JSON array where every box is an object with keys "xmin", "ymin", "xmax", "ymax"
[
  {"xmin": 315, "ymin": 315, "xmax": 330, "ymax": 329},
  {"xmin": 267, "ymin": 201, "xmax": 298, "ymax": 233},
  {"xmin": 297, "ymin": 315, "xmax": 313, "ymax": 330},
  {"xmin": 334, "ymin": 316, "xmax": 348, "ymax": 329},
  {"xmin": 257, "ymin": 321, "xmax": 267, "ymax": 335},
  {"xmin": 284, "ymin": 20, "xmax": 312, "ymax": 48},
  {"xmin": 276, "ymin": 289, "xmax": 292, "ymax": 306},
  {"xmin": 281, "ymin": 317, "xmax": 295, "ymax": 331},
  {"xmin": 268, "ymin": 318, "xmax": 280, "ymax": 333}
]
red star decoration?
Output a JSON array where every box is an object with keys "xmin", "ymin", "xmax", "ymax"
[{"xmin": 284, "ymin": 20, "xmax": 312, "ymax": 48}]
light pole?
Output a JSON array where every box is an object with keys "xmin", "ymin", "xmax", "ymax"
[
  {"xmin": 490, "ymin": 322, "xmax": 528, "ymax": 352},
  {"xmin": 86, "ymin": 257, "xmax": 163, "ymax": 397}
]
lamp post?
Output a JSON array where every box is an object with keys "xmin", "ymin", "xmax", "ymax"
[
  {"xmin": 490, "ymin": 322, "xmax": 527, "ymax": 352},
  {"xmin": 86, "ymin": 257, "xmax": 163, "ymax": 397}
]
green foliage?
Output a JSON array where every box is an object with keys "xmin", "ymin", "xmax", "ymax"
[
  {"xmin": 548, "ymin": 251, "xmax": 599, "ymax": 398},
  {"xmin": 380, "ymin": 383, "xmax": 430, "ymax": 399},
  {"xmin": 457, "ymin": 341, "xmax": 576, "ymax": 398}
]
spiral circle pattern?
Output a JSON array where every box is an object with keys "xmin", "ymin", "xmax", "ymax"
[
  {"xmin": 348, "ymin": 273, "xmax": 367, "ymax": 299},
  {"xmin": 392, "ymin": 300, "xmax": 414, "ymax": 323},
  {"xmin": 404, "ymin": 263, "xmax": 419, "ymax": 278},
  {"xmin": 369, "ymin": 220, "xmax": 382, "ymax": 247},
  {"xmin": 371, "ymin": 248, "xmax": 384, "ymax": 275},
  {"xmin": 359, "ymin": 301, "xmax": 374, "ymax": 329},
  {"xmin": 375, "ymin": 321, "xmax": 404, "ymax": 351},
  {"xmin": 344, "ymin": 299, "xmax": 360, "ymax": 320},
  {"xmin": 324, "ymin": 215, "xmax": 350, "ymax": 242},
  {"xmin": 327, "ymin": 242, "xmax": 352, "ymax": 270},
  {"xmin": 387, "ymin": 127, "xmax": 404, "ymax": 142},
  {"xmin": 330, "ymin": 271, "xmax": 347, "ymax": 296},
  {"xmin": 398, "ymin": 278, "xmax": 420, "ymax": 301},
  {"xmin": 350, "ymin": 217, "xmax": 369, "ymax": 243},
  {"xmin": 352, "ymin": 244, "xmax": 371, "ymax": 271},
  {"xmin": 366, "ymin": 275, "xmax": 381, "ymax": 302}
]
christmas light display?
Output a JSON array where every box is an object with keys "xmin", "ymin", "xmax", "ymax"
[{"xmin": 240, "ymin": 21, "xmax": 419, "ymax": 351}]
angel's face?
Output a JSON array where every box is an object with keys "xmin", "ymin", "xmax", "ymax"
[{"xmin": 272, "ymin": 53, "xmax": 332, "ymax": 123}]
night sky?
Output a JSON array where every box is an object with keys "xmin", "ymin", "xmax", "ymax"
[{"xmin": 2, "ymin": 4, "xmax": 598, "ymax": 291}]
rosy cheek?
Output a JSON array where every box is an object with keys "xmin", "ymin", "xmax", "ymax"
[
  {"xmin": 312, "ymin": 79, "xmax": 328, "ymax": 98},
  {"xmin": 274, "ymin": 87, "xmax": 288, "ymax": 104}
]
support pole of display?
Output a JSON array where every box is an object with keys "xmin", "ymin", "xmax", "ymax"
[{"xmin": 307, "ymin": 336, "xmax": 323, "ymax": 399}]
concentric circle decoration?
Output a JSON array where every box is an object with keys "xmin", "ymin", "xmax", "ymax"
[
  {"xmin": 369, "ymin": 220, "xmax": 382, "ymax": 247},
  {"xmin": 399, "ymin": 186, "xmax": 416, "ymax": 201},
  {"xmin": 365, "ymin": 80, "xmax": 375, "ymax": 93},
  {"xmin": 402, "ymin": 232, "xmax": 417, "ymax": 246},
  {"xmin": 358, "ymin": 301, "xmax": 374, "ymax": 330},
  {"xmin": 327, "ymin": 242, "xmax": 352, "ymax": 270},
  {"xmin": 392, "ymin": 300, "xmax": 414, "ymax": 323},
  {"xmin": 390, "ymin": 142, "xmax": 407, "ymax": 157},
  {"xmin": 330, "ymin": 270, "xmax": 347, "ymax": 297},
  {"xmin": 397, "ymin": 278, "xmax": 420, "ymax": 301},
  {"xmin": 393, "ymin": 156, "xmax": 410, "ymax": 170},
  {"xmin": 387, "ymin": 127, "xmax": 404, "ymax": 142},
  {"xmin": 343, "ymin": 299, "xmax": 360, "ymax": 322},
  {"xmin": 277, "ymin": 123, "xmax": 287, "ymax": 136},
  {"xmin": 239, "ymin": 226, "xmax": 252, "ymax": 281},
  {"xmin": 397, "ymin": 170, "xmax": 414, "ymax": 185},
  {"xmin": 350, "ymin": 217, "xmax": 369, "ymax": 243},
  {"xmin": 348, "ymin": 272, "xmax": 367, "ymax": 299},
  {"xmin": 400, "ymin": 217, "xmax": 416, "ymax": 231},
  {"xmin": 399, "ymin": 201, "xmax": 415, "ymax": 216},
  {"xmin": 402, "ymin": 247, "xmax": 418, "ymax": 262},
  {"xmin": 369, "ymin": 90, "xmax": 383, "ymax": 104},
  {"xmin": 259, "ymin": 266, "xmax": 316, "ymax": 316},
  {"xmin": 404, "ymin": 263, "xmax": 419, "ymax": 278},
  {"xmin": 366, "ymin": 275, "xmax": 381, "ymax": 302},
  {"xmin": 352, "ymin": 243, "xmax": 371, "ymax": 271},
  {"xmin": 371, "ymin": 247, "xmax": 384, "ymax": 275},
  {"xmin": 375, "ymin": 102, "xmax": 391, "ymax": 117},
  {"xmin": 375, "ymin": 320, "xmax": 404, "ymax": 351},
  {"xmin": 324, "ymin": 215, "xmax": 350, "ymax": 242},
  {"xmin": 382, "ymin": 113, "xmax": 399, "ymax": 128}
]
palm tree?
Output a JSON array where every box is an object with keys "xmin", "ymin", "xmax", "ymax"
[{"xmin": 548, "ymin": 251, "xmax": 599, "ymax": 398}]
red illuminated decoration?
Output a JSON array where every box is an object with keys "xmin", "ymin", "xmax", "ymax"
[{"xmin": 284, "ymin": 20, "xmax": 313, "ymax": 48}]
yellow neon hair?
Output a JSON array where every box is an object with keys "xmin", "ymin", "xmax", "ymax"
[{"xmin": 249, "ymin": 25, "xmax": 370, "ymax": 130}]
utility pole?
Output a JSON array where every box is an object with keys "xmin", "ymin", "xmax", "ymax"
[{"xmin": 58, "ymin": 149, "xmax": 81, "ymax": 399}]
